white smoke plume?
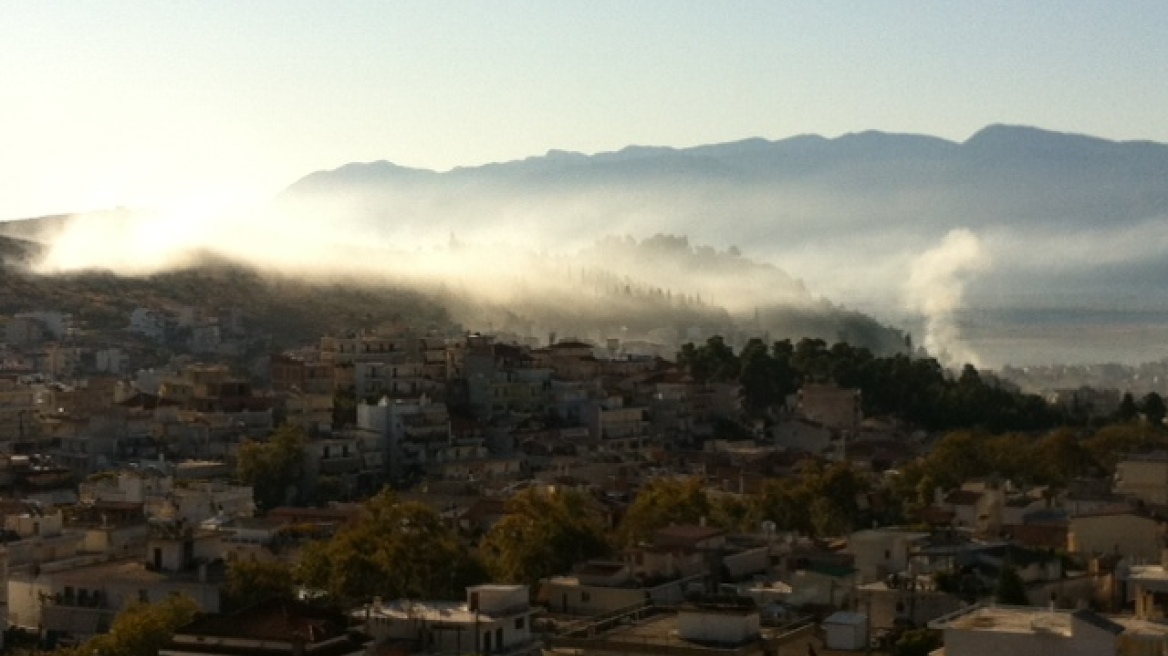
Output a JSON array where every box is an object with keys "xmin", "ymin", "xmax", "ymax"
[{"xmin": 905, "ymin": 228, "xmax": 990, "ymax": 367}]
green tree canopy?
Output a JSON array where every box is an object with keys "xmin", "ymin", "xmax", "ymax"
[
  {"xmin": 237, "ymin": 424, "xmax": 308, "ymax": 510},
  {"xmin": 224, "ymin": 558, "xmax": 297, "ymax": 611},
  {"xmin": 892, "ymin": 629, "xmax": 942, "ymax": 656},
  {"xmin": 678, "ymin": 336, "xmax": 1059, "ymax": 432},
  {"xmin": 753, "ymin": 460, "xmax": 871, "ymax": 537},
  {"xmin": 298, "ymin": 490, "xmax": 484, "ymax": 602},
  {"xmin": 1117, "ymin": 392, "xmax": 1139, "ymax": 422},
  {"xmin": 480, "ymin": 488, "xmax": 611, "ymax": 588},
  {"xmin": 1141, "ymin": 392, "xmax": 1167, "ymax": 428},
  {"xmin": 618, "ymin": 477, "xmax": 711, "ymax": 546},
  {"xmin": 54, "ymin": 594, "xmax": 200, "ymax": 656},
  {"xmin": 677, "ymin": 336, "xmax": 740, "ymax": 384},
  {"xmin": 993, "ymin": 562, "xmax": 1030, "ymax": 605}
]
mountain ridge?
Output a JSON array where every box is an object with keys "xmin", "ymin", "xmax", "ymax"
[
  {"xmin": 284, "ymin": 124, "xmax": 1168, "ymax": 190},
  {"xmin": 270, "ymin": 124, "xmax": 1168, "ymax": 365}
]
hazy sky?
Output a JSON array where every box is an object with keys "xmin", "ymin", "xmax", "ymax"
[{"xmin": 3, "ymin": 1, "xmax": 1166, "ymax": 220}]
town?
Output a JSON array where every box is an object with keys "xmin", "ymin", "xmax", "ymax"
[{"xmin": 1, "ymin": 301, "xmax": 1168, "ymax": 656}]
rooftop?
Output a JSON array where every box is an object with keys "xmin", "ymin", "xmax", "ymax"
[
  {"xmin": 936, "ymin": 606, "xmax": 1073, "ymax": 636},
  {"xmin": 176, "ymin": 598, "xmax": 353, "ymax": 642},
  {"xmin": 929, "ymin": 605, "xmax": 1124, "ymax": 638},
  {"xmin": 46, "ymin": 557, "xmax": 226, "ymax": 586}
]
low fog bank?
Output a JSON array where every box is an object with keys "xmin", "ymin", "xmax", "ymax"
[
  {"xmin": 0, "ymin": 207, "xmax": 908, "ymax": 359},
  {"xmin": 7, "ymin": 180, "xmax": 1168, "ymax": 368},
  {"xmin": 8, "ymin": 124, "xmax": 1168, "ymax": 367}
]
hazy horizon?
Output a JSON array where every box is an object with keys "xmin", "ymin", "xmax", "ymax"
[
  {"xmin": 5, "ymin": 2, "xmax": 1168, "ymax": 219},
  {"xmin": 7, "ymin": 122, "xmax": 1168, "ymax": 370},
  {"xmin": 5, "ymin": 3, "xmax": 1167, "ymax": 368}
]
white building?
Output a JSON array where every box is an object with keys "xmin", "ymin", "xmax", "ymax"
[
  {"xmin": 358, "ymin": 395, "xmax": 451, "ymax": 475},
  {"xmin": 80, "ymin": 472, "xmax": 254, "ymax": 524},
  {"xmin": 17, "ymin": 312, "xmax": 73, "ymax": 341},
  {"xmin": 128, "ymin": 308, "xmax": 169, "ymax": 341},
  {"xmin": 927, "ymin": 604, "xmax": 1143, "ymax": 656},
  {"xmin": 360, "ymin": 584, "xmax": 535, "ymax": 656},
  {"xmin": 93, "ymin": 348, "xmax": 128, "ymax": 375}
]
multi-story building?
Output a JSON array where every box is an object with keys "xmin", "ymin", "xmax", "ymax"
[
  {"xmin": 269, "ymin": 353, "xmax": 333, "ymax": 394},
  {"xmin": 0, "ymin": 376, "xmax": 37, "ymax": 453},
  {"xmin": 353, "ymin": 359, "xmax": 436, "ymax": 399},
  {"xmin": 358, "ymin": 396, "xmax": 451, "ymax": 476},
  {"xmin": 588, "ymin": 396, "xmax": 653, "ymax": 452},
  {"xmin": 8, "ymin": 523, "xmax": 224, "ymax": 641},
  {"xmin": 80, "ymin": 472, "xmax": 254, "ymax": 524}
]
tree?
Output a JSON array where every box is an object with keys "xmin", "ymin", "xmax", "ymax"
[
  {"xmin": 737, "ymin": 338, "xmax": 798, "ymax": 417},
  {"xmin": 809, "ymin": 497, "xmax": 848, "ymax": 538},
  {"xmin": 1085, "ymin": 422, "xmax": 1158, "ymax": 471},
  {"xmin": 618, "ymin": 477, "xmax": 711, "ymax": 546},
  {"xmin": 298, "ymin": 489, "xmax": 484, "ymax": 602},
  {"xmin": 332, "ymin": 387, "xmax": 358, "ymax": 428},
  {"xmin": 925, "ymin": 431, "xmax": 989, "ymax": 490},
  {"xmin": 224, "ymin": 558, "xmax": 297, "ymax": 610},
  {"xmin": 1117, "ymin": 392, "xmax": 1140, "ymax": 422},
  {"xmin": 1033, "ymin": 429, "xmax": 1095, "ymax": 485},
  {"xmin": 750, "ymin": 460, "xmax": 870, "ymax": 536},
  {"xmin": 1142, "ymin": 392, "xmax": 1167, "ymax": 428},
  {"xmin": 55, "ymin": 594, "xmax": 199, "ymax": 656},
  {"xmin": 676, "ymin": 336, "xmax": 739, "ymax": 384},
  {"xmin": 237, "ymin": 425, "xmax": 307, "ymax": 510},
  {"xmin": 480, "ymin": 489, "xmax": 611, "ymax": 587},
  {"xmin": 891, "ymin": 629, "xmax": 942, "ymax": 656},
  {"xmin": 993, "ymin": 562, "xmax": 1029, "ymax": 605}
]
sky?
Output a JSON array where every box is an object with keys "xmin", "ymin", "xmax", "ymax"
[{"xmin": 3, "ymin": 1, "xmax": 1167, "ymax": 221}]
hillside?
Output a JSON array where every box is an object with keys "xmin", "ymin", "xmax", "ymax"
[
  {"xmin": 0, "ymin": 229, "xmax": 906, "ymax": 357},
  {"xmin": 0, "ymin": 235, "xmax": 452, "ymax": 348}
]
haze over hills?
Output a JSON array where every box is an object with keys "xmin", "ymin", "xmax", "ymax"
[
  {"xmin": 278, "ymin": 124, "xmax": 1168, "ymax": 366},
  {"xmin": 0, "ymin": 223, "xmax": 907, "ymax": 359},
  {"xmin": 5, "ymin": 125, "xmax": 1168, "ymax": 367}
]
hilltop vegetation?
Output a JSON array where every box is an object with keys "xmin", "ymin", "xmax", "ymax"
[
  {"xmin": 678, "ymin": 335, "xmax": 1057, "ymax": 431},
  {"xmin": 0, "ymin": 234, "xmax": 451, "ymax": 348},
  {"xmin": 0, "ymin": 227, "xmax": 907, "ymax": 356}
]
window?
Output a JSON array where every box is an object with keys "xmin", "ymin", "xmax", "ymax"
[
  {"xmin": 581, "ymin": 591, "xmax": 591, "ymax": 603},
  {"xmin": 515, "ymin": 617, "xmax": 525, "ymax": 630}
]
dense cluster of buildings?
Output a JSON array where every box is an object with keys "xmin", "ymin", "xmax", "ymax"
[{"xmin": 5, "ymin": 304, "xmax": 1168, "ymax": 655}]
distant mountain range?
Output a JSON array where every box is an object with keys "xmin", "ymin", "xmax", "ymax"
[{"xmin": 278, "ymin": 125, "xmax": 1168, "ymax": 365}]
